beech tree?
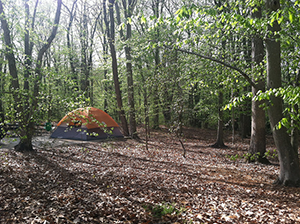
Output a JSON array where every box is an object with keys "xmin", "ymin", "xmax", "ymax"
[
  {"xmin": 265, "ymin": 0, "xmax": 300, "ymax": 186},
  {"xmin": 172, "ymin": 0, "xmax": 300, "ymax": 185},
  {"xmin": 248, "ymin": 4, "xmax": 268, "ymax": 164}
]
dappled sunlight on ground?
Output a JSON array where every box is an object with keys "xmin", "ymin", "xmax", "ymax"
[{"xmin": 0, "ymin": 127, "xmax": 299, "ymax": 223}]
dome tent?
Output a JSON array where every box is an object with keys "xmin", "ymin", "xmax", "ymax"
[{"xmin": 51, "ymin": 107, "xmax": 123, "ymax": 140}]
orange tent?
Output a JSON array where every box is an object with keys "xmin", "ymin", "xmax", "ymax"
[
  {"xmin": 51, "ymin": 107, "xmax": 123, "ymax": 140},
  {"xmin": 57, "ymin": 107, "xmax": 119, "ymax": 128}
]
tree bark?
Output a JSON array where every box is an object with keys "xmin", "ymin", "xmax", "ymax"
[
  {"xmin": 291, "ymin": 104, "xmax": 299, "ymax": 153},
  {"xmin": 266, "ymin": 0, "xmax": 300, "ymax": 186},
  {"xmin": 152, "ymin": 48, "xmax": 160, "ymax": 130},
  {"xmin": 240, "ymin": 38, "xmax": 252, "ymax": 139},
  {"xmin": 80, "ymin": 2, "xmax": 88, "ymax": 95},
  {"xmin": 249, "ymin": 79, "xmax": 268, "ymax": 163},
  {"xmin": 104, "ymin": 0, "xmax": 129, "ymax": 136},
  {"xmin": 248, "ymin": 5, "xmax": 269, "ymax": 164},
  {"xmin": 152, "ymin": 0, "xmax": 160, "ymax": 130},
  {"xmin": 240, "ymin": 89, "xmax": 251, "ymax": 138},
  {"xmin": 125, "ymin": 1, "xmax": 138, "ymax": 138},
  {"xmin": 64, "ymin": 0, "xmax": 78, "ymax": 87},
  {"xmin": 139, "ymin": 62, "xmax": 150, "ymax": 149},
  {"xmin": 116, "ymin": 0, "xmax": 138, "ymax": 138},
  {"xmin": 99, "ymin": 14, "xmax": 109, "ymax": 112},
  {"xmin": 211, "ymin": 87, "xmax": 226, "ymax": 148}
]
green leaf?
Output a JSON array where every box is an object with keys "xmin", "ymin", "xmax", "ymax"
[
  {"xmin": 289, "ymin": 11, "xmax": 293, "ymax": 23},
  {"xmin": 278, "ymin": 15, "xmax": 284, "ymax": 24},
  {"xmin": 278, "ymin": 122, "xmax": 282, "ymax": 129},
  {"xmin": 141, "ymin": 15, "xmax": 146, "ymax": 24}
]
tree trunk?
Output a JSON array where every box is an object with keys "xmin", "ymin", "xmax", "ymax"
[
  {"xmin": 152, "ymin": 47, "xmax": 160, "ymax": 129},
  {"xmin": 64, "ymin": 0, "xmax": 78, "ymax": 87},
  {"xmin": 118, "ymin": 0, "xmax": 138, "ymax": 138},
  {"xmin": 80, "ymin": 2, "xmax": 89, "ymax": 95},
  {"xmin": 231, "ymin": 89, "xmax": 235, "ymax": 143},
  {"xmin": 240, "ymin": 97, "xmax": 251, "ymax": 138},
  {"xmin": 240, "ymin": 38, "xmax": 251, "ymax": 139},
  {"xmin": 291, "ymin": 104, "xmax": 299, "ymax": 153},
  {"xmin": 211, "ymin": 88, "xmax": 226, "ymax": 148},
  {"xmin": 14, "ymin": 122, "xmax": 35, "ymax": 152},
  {"xmin": 126, "ymin": 44, "xmax": 138, "ymax": 138},
  {"xmin": 104, "ymin": 0, "xmax": 129, "ymax": 136},
  {"xmin": 248, "ymin": 5, "xmax": 269, "ymax": 164},
  {"xmin": 266, "ymin": 0, "xmax": 300, "ymax": 186},
  {"xmin": 99, "ymin": 11, "xmax": 109, "ymax": 112},
  {"xmin": 291, "ymin": 70, "xmax": 300, "ymax": 153},
  {"xmin": 249, "ymin": 79, "xmax": 268, "ymax": 163},
  {"xmin": 151, "ymin": 0, "xmax": 160, "ymax": 130},
  {"xmin": 139, "ymin": 64, "xmax": 150, "ymax": 149}
]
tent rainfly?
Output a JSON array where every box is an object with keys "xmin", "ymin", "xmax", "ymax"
[{"xmin": 50, "ymin": 107, "xmax": 123, "ymax": 140}]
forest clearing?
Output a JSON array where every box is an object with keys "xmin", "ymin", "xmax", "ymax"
[
  {"xmin": 1, "ymin": 127, "xmax": 300, "ymax": 224},
  {"xmin": 1, "ymin": 1, "xmax": 300, "ymax": 222}
]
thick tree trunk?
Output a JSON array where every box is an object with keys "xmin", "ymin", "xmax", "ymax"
[
  {"xmin": 266, "ymin": 0, "xmax": 300, "ymax": 186},
  {"xmin": 15, "ymin": 122, "xmax": 35, "ymax": 152},
  {"xmin": 248, "ymin": 5, "xmax": 269, "ymax": 164},
  {"xmin": 249, "ymin": 80, "xmax": 268, "ymax": 163},
  {"xmin": 291, "ymin": 71, "xmax": 300, "ymax": 153}
]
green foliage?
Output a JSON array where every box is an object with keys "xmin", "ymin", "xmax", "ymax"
[
  {"xmin": 243, "ymin": 152, "xmax": 261, "ymax": 162},
  {"xmin": 264, "ymin": 149, "xmax": 278, "ymax": 159},
  {"xmin": 224, "ymin": 92, "xmax": 253, "ymax": 111},
  {"xmin": 143, "ymin": 202, "xmax": 185, "ymax": 219},
  {"xmin": 253, "ymin": 86, "xmax": 300, "ymax": 132},
  {"xmin": 226, "ymin": 149, "xmax": 278, "ymax": 162},
  {"xmin": 226, "ymin": 154, "xmax": 240, "ymax": 162}
]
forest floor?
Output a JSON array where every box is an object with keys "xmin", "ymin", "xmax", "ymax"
[{"xmin": 1, "ymin": 126, "xmax": 300, "ymax": 223}]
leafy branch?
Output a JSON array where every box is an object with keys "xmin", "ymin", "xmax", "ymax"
[{"xmin": 163, "ymin": 44, "xmax": 257, "ymax": 88}]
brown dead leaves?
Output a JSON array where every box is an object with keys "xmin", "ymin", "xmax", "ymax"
[{"xmin": 1, "ymin": 127, "xmax": 300, "ymax": 223}]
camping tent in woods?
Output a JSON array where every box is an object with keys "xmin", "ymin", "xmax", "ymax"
[{"xmin": 51, "ymin": 107, "xmax": 123, "ymax": 140}]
